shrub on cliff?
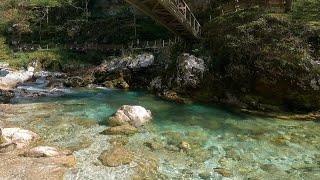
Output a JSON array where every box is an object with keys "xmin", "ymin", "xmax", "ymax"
[{"xmin": 203, "ymin": 7, "xmax": 320, "ymax": 111}]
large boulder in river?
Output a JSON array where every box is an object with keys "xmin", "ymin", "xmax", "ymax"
[
  {"xmin": 1, "ymin": 128, "xmax": 39, "ymax": 148},
  {"xmin": 107, "ymin": 105, "xmax": 152, "ymax": 128},
  {"xmin": 176, "ymin": 53, "xmax": 205, "ymax": 90}
]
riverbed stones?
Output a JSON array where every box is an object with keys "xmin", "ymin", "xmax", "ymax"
[
  {"xmin": 98, "ymin": 147, "xmax": 132, "ymax": 167},
  {"xmin": 107, "ymin": 105, "xmax": 152, "ymax": 128},
  {"xmin": 1, "ymin": 128, "xmax": 39, "ymax": 149},
  {"xmin": 103, "ymin": 124, "xmax": 137, "ymax": 135},
  {"xmin": 0, "ymin": 152, "xmax": 76, "ymax": 179},
  {"xmin": 22, "ymin": 146, "xmax": 71, "ymax": 158}
]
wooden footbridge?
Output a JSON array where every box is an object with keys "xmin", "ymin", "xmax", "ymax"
[{"xmin": 125, "ymin": 0, "xmax": 201, "ymax": 39}]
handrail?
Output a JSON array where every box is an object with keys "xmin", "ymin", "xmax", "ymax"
[
  {"xmin": 161, "ymin": 0, "xmax": 201, "ymax": 37},
  {"xmin": 125, "ymin": 0, "xmax": 201, "ymax": 38}
]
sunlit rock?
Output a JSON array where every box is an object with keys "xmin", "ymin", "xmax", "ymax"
[
  {"xmin": 0, "ymin": 68, "xmax": 34, "ymax": 90},
  {"xmin": 1, "ymin": 128, "xmax": 39, "ymax": 148},
  {"xmin": 108, "ymin": 105, "xmax": 152, "ymax": 128}
]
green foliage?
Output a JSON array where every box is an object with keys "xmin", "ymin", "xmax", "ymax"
[
  {"xmin": 0, "ymin": 36, "xmax": 104, "ymax": 70},
  {"xmin": 291, "ymin": 0, "xmax": 320, "ymax": 23},
  {"xmin": 202, "ymin": 7, "xmax": 320, "ymax": 111}
]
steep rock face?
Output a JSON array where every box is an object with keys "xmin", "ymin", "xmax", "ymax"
[
  {"xmin": 94, "ymin": 53, "xmax": 155, "ymax": 89},
  {"xmin": 176, "ymin": 53, "xmax": 205, "ymax": 91},
  {"xmin": 203, "ymin": 10, "xmax": 320, "ymax": 111}
]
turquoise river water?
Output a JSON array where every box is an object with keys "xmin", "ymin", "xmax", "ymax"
[{"xmin": 2, "ymin": 88, "xmax": 320, "ymax": 179}]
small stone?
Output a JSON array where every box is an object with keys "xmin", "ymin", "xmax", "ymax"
[
  {"xmin": 103, "ymin": 124, "xmax": 137, "ymax": 135},
  {"xmin": 98, "ymin": 147, "xmax": 132, "ymax": 167},
  {"xmin": 179, "ymin": 141, "xmax": 191, "ymax": 152}
]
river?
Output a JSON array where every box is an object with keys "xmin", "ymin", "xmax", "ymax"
[{"xmin": 2, "ymin": 87, "xmax": 320, "ymax": 179}]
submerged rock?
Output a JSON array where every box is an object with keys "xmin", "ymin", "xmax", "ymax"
[
  {"xmin": 215, "ymin": 168, "xmax": 232, "ymax": 177},
  {"xmin": 22, "ymin": 146, "xmax": 71, "ymax": 158},
  {"xmin": 108, "ymin": 105, "xmax": 152, "ymax": 128},
  {"xmin": 0, "ymin": 153, "xmax": 76, "ymax": 179},
  {"xmin": 103, "ymin": 124, "xmax": 137, "ymax": 135},
  {"xmin": 98, "ymin": 147, "xmax": 132, "ymax": 167},
  {"xmin": 1, "ymin": 128, "xmax": 39, "ymax": 148}
]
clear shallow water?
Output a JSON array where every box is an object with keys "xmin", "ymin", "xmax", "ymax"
[{"xmin": 3, "ymin": 88, "xmax": 320, "ymax": 179}]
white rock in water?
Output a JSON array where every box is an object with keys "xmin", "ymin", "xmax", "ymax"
[
  {"xmin": 23, "ymin": 146, "xmax": 66, "ymax": 157},
  {"xmin": 1, "ymin": 128, "xmax": 39, "ymax": 148},
  {"xmin": 108, "ymin": 105, "xmax": 152, "ymax": 128}
]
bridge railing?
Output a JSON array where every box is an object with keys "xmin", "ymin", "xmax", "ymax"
[
  {"xmin": 129, "ymin": 38, "xmax": 181, "ymax": 49},
  {"xmin": 12, "ymin": 38, "xmax": 181, "ymax": 52},
  {"xmin": 161, "ymin": 0, "xmax": 201, "ymax": 37},
  {"xmin": 220, "ymin": 0, "xmax": 292, "ymax": 15}
]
